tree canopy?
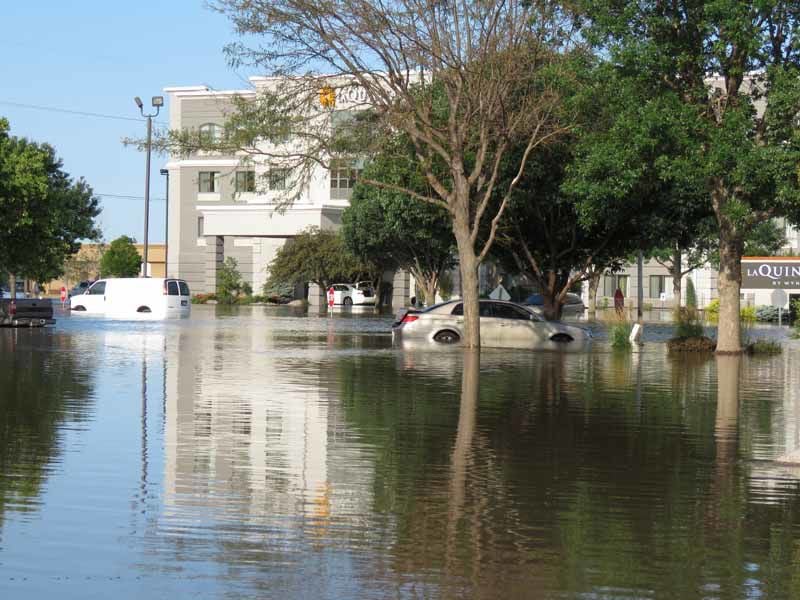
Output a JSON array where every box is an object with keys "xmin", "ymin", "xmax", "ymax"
[
  {"xmin": 342, "ymin": 134, "xmax": 455, "ymax": 306},
  {"xmin": 0, "ymin": 118, "xmax": 101, "ymax": 283},
  {"xmin": 267, "ymin": 227, "xmax": 370, "ymax": 291},
  {"xmin": 575, "ymin": 0, "xmax": 800, "ymax": 351},
  {"xmin": 99, "ymin": 236, "xmax": 141, "ymax": 278}
]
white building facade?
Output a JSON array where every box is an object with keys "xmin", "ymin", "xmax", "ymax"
[{"xmin": 163, "ymin": 78, "xmax": 412, "ymax": 307}]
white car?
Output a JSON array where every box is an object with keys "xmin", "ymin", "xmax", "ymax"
[
  {"xmin": 329, "ymin": 283, "xmax": 375, "ymax": 306},
  {"xmin": 70, "ymin": 278, "xmax": 191, "ymax": 319}
]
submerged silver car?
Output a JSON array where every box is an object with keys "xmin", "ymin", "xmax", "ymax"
[{"xmin": 392, "ymin": 300, "xmax": 592, "ymax": 349}]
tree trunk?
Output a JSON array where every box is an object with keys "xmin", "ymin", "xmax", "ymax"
[
  {"xmin": 421, "ymin": 277, "xmax": 438, "ymax": 307},
  {"xmin": 672, "ymin": 248, "xmax": 682, "ymax": 310},
  {"xmin": 717, "ymin": 230, "xmax": 743, "ymax": 353},
  {"xmin": 374, "ymin": 278, "xmax": 383, "ymax": 310},
  {"xmin": 453, "ymin": 213, "xmax": 480, "ymax": 349},
  {"xmin": 541, "ymin": 275, "xmax": 565, "ymax": 321},
  {"xmin": 587, "ymin": 270, "xmax": 601, "ymax": 316},
  {"xmin": 9, "ymin": 273, "xmax": 16, "ymax": 301}
]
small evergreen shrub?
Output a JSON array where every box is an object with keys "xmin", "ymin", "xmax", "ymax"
[
  {"xmin": 747, "ymin": 339, "xmax": 782, "ymax": 355},
  {"xmin": 674, "ymin": 307, "xmax": 704, "ymax": 338},
  {"xmin": 686, "ymin": 278, "xmax": 697, "ymax": 309}
]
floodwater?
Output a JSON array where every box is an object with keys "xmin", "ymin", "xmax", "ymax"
[{"xmin": 2, "ymin": 305, "xmax": 800, "ymax": 599}]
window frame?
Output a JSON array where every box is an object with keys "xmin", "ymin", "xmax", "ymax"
[
  {"xmin": 235, "ymin": 170, "xmax": 256, "ymax": 193},
  {"xmin": 198, "ymin": 171, "xmax": 219, "ymax": 193}
]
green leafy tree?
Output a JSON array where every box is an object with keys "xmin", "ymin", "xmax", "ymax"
[
  {"xmin": 266, "ymin": 227, "xmax": 369, "ymax": 293},
  {"xmin": 99, "ymin": 236, "xmax": 141, "ymax": 278},
  {"xmin": 0, "ymin": 118, "xmax": 101, "ymax": 294},
  {"xmin": 217, "ymin": 257, "xmax": 252, "ymax": 303},
  {"xmin": 342, "ymin": 134, "xmax": 455, "ymax": 307},
  {"xmin": 576, "ymin": 1, "xmax": 800, "ymax": 352},
  {"xmin": 159, "ymin": 0, "xmax": 576, "ymax": 348}
]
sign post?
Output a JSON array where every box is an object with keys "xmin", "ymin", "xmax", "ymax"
[
  {"xmin": 60, "ymin": 286, "xmax": 67, "ymax": 308},
  {"xmin": 327, "ymin": 287, "xmax": 335, "ymax": 312}
]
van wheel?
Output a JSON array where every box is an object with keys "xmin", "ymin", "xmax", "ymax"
[
  {"xmin": 550, "ymin": 333, "xmax": 573, "ymax": 343},
  {"xmin": 72, "ymin": 305, "xmax": 86, "ymax": 312},
  {"xmin": 137, "ymin": 306, "xmax": 152, "ymax": 313},
  {"xmin": 434, "ymin": 330, "xmax": 460, "ymax": 344},
  {"xmin": 343, "ymin": 297, "xmax": 353, "ymax": 306}
]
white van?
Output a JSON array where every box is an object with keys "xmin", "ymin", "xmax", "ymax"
[{"xmin": 70, "ymin": 278, "xmax": 191, "ymax": 319}]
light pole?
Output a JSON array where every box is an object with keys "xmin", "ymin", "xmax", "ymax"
[
  {"xmin": 134, "ymin": 95, "xmax": 163, "ymax": 277},
  {"xmin": 160, "ymin": 168, "xmax": 169, "ymax": 277}
]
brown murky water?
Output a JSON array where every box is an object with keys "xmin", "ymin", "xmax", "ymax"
[{"xmin": 1, "ymin": 305, "xmax": 800, "ymax": 598}]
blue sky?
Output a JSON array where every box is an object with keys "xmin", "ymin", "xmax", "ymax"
[{"xmin": 1, "ymin": 1, "xmax": 255, "ymax": 242}]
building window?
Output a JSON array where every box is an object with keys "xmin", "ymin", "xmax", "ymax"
[
  {"xmin": 198, "ymin": 172, "xmax": 219, "ymax": 193},
  {"xmin": 197, "ymin": 216, "xmax": 204, "ymax": 237},
  {"xmin": 649, "ymin": 275, "xmax": 666, "ymax": 299},
  {"xmin": 329, "ymin": 159, "xmax": 361, "ymax": 190},
  {"xmin": 603, "ymin": 274, "xmax": 629, "ymax": 297},
  {"xmin": 235, "ymin": 170, "xmax": 256, "ymax": 193},
  {"xmin": 199, "ymin": 123, "xmax": 222, "ymax": 143},
  {"xmin": 268, "ymin": 168, "xmax": 288, "ymax": 191}
]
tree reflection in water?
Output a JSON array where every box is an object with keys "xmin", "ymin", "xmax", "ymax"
[{"xmin": 0, "ymin": 331, "xmax": 95, "ymax": 535}]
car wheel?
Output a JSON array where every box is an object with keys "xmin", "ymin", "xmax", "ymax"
[
  {"xmin": 550, "ymin": 333, "xmax": 573, "ymax": 343},
  {"xmin": 72, "ymin": 305, "xmax": 86, "ymax": 312},
  {"xmin": 343, "ymin": 297, "xmax": 353, "ymax": 306},
  {"xmin": 434, "ymin": 330, "xmax": 460, "ymax": 344},
  {"xmin": 137, "ymin": 306, "xmax": 152, "ymax": 313}
]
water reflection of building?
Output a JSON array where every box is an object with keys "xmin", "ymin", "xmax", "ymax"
[{"xmin": 161, "ymin": 321, "xmax": 373, "ymax": 533}]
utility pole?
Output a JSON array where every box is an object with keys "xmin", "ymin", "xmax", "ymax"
[{"xmin": 134, "ymin": 96, "xmax": 163, "ymax": 277}]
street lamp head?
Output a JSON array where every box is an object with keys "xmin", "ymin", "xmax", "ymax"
[
  {"xmin": 159, "ymin": 169, "xmax": 168, "ymax": 176},
  {"xmin": 134, "ymin": 96, "xmax": 144, "ymax": 110},
  {"xmin": 152, "ymin": 96, "xmax": 164, "ymax": 108}
]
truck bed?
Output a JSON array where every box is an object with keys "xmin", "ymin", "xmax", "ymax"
[{"xmin": 0, "ymin": 299, "xmax": 56, "ymax": 327}]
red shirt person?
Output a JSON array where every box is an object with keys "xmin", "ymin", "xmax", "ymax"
[{"xmin": 613, "ymin": 287, "xmax": 624, "ymax": 313}]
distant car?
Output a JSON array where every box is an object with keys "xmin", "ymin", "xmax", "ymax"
[
  {"xmin": 392, "ymin": 299, "xmax": 591, "ymax": 349},
  {"xmin": 523, "ymin": 292, "xmax": 585, "ymax": 316},
  {"xmin": 1, "ymin": 283, "xmax": 29, "ymax": 299},
  {"xmin": 329, "ymin": 283, "xmax": 375, "ymax": 306},
  {"xmin": 68, "ymin": 280, "xmax": 94, "ymax": 298}
]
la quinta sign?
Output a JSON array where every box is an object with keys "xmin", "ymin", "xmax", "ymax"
[{"xmin": 742, "ymin": 258, "xmax": 800, "ymax": 289}]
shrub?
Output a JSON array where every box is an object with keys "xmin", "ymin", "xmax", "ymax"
[
  {"xmin": 747, "ymin": 339, "xmax": 782, "ymax": 355},
  {"xmin": 603, "ymin": 312, "xmax": 632, "ymax": 350},
  {"xmin": 755, "ymin": 305, "xmax": 779, "ymax": 322},
  {"xmin": 262, "ymin": 280, "xmax": 295, "ymax": 303},
  {"xmin": 192, "ymin": 293, "xmax": 217, "ymax": 304},
  {"xmin": 674, "ymin": 307, "xmax": 704, "ymax": 338},
  {"xmin": 217, "ymin": 257, "xmax": 250, "ymax": 304},
  {"xmin": 686, "ymin": 278, "xmax": 697, "ymax": 309},
  {"xmin": 705, "ymin": 298, "xmax": 720, "ymax": 322}
]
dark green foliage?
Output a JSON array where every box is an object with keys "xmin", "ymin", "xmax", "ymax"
[
  {"xmin": 217, "ymin": 257, "xmax": 251, "ymax": 304},
  {"xmin": 342, "ymin": 133, "xmax": 455, "ymax": 305},
  {"xmin": 99, "ymin": 236, "xmax": 141, "ymax": 278},
  {"xmin": 0, "ymin": 118, "xmax": 101, "ymax": 282},
  {"xmin": 685, "ymin": 279, "xmax": 697, "ymax": 309},
  {"xmin": 674, "ymin": 307, "xmax": 704, "ymax": 339},
  {"xmin": 266, "ymin": 227, "xmax": 369, "ymax": 291}
]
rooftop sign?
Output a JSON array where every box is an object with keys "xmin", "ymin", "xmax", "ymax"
[{"xmin": 742, "ymin": 258, "xmax": 800, "ymax": 289}]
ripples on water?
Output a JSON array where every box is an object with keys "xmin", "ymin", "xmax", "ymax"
[{"xmin": 1, "ymin": 305, "xmax": 800, "ymax": 598}]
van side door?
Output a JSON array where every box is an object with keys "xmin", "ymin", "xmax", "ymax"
[
  {"xmin": 83, "ymin": 280, "xmax": 107, "ymax": 313},
  {"xmin": 166, "ymin": 280, "xmax": 180, "ymax": 311}
]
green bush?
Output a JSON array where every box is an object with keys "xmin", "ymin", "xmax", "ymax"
[
  {"xmin": 704, "ymin": 299, "xmax": 756, "ymax": 325},
  {"xmin": 705, "ymin": 298, "xmax": 720, "ymax": 322},
  {"xmin": 192, "ymin": 293, "xmax": 217, "ymax": 304},
  {"xmin": 217, "ymin": 257, "xmax": 250, "ymax": 304},
  {"xmin": 686, "ymin": 278, "xmax": 697, "ymax": 309},
  {"xmin": 747, "ymin": 339, "xmax": 782, "ymax": 355},
  {"xmin": 674, "ymin": 307, "xmax": 704, "ymax": 338},
  {"xmin": 610, "ymin": 321, "xmax": 632, "ymax": 350}
]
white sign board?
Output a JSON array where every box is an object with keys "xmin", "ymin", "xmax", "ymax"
[{"xmin": 489, "ymin": 285, "xmax": 510, "ymax": 301}]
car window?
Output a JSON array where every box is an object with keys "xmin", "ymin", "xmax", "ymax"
[
  {"xmin": 88, "ymin": 281, "xmax": 106, "ymax": 295},
  {"xmin": 179, "ymin": 281, "xmax": 190, "ymax": 296},
  {"xmin": 334, "ymin": 285, "xmax": 348, "ymax": 292},
  {"xmin": 168, "ymin": 281, "xmax": 180, "ymax": 296},
  {"xmin": 491, "ymin": 302, "xmax": 531, "ymax": 320},
  {"xmin": 450, "ymin": 302, "xmax": 493, "ymax": 316}
]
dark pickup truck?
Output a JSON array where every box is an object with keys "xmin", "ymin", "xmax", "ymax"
[{"xmin": 0, "ymin": 298, "xmax": 56, "ymax": 327}]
